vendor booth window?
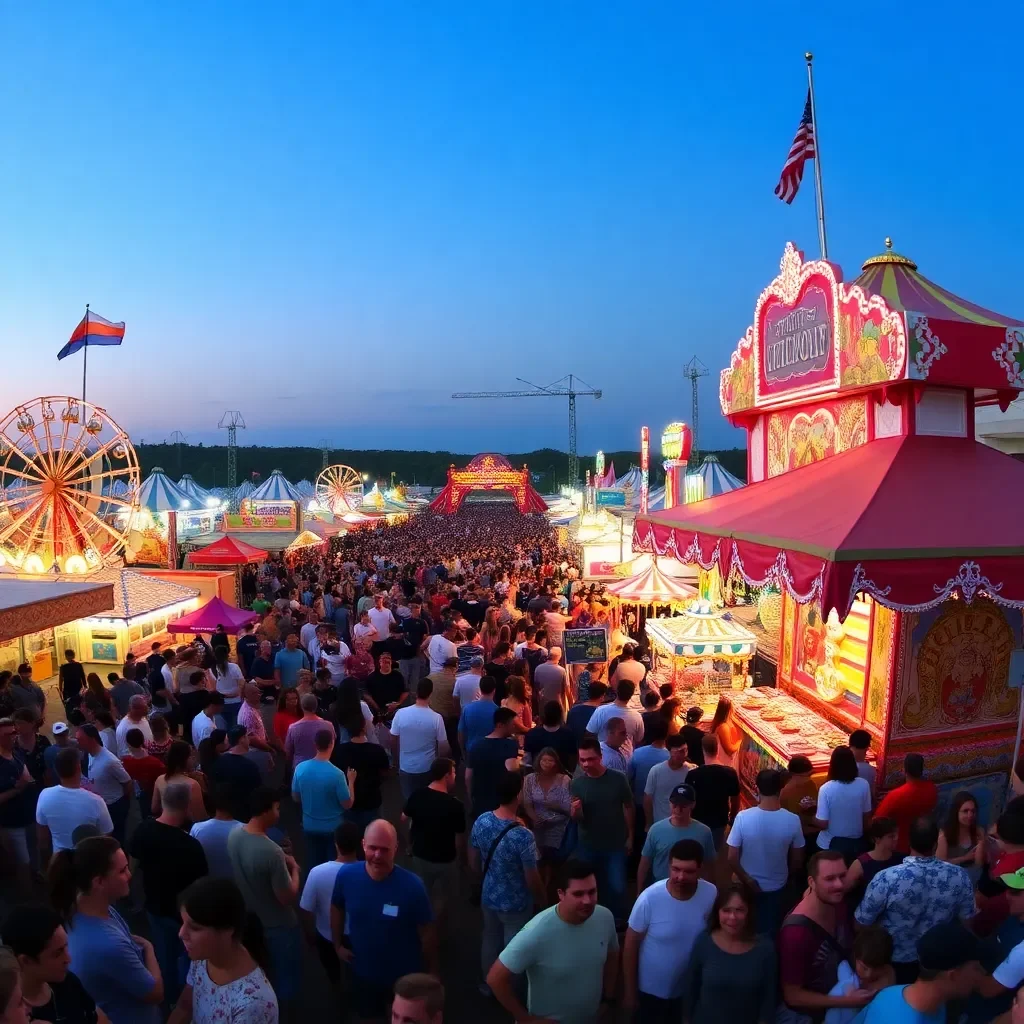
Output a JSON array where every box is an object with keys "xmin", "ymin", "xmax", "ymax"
[{"xmin": 793, "ymin": 597, "xmax": 871, "ymax": 714}]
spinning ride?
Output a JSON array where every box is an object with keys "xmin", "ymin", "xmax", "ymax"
[
  {"xmin": 0, "ymin": 397, "xmax": 139, "ymax": 574},
  {"xmin": 315, "ymin": 464, "xmax": 364, "ymax": 515}
]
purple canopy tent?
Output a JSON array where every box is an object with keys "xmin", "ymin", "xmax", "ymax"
[{"xmin": 166, "ymin": 596, "xmax": 259, "ymax": 635}]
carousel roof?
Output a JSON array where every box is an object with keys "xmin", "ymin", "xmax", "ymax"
[
  {"xmin": 644, "ymin": 603, "xmax": 757, "ymax": 658},
  {"xmin": 855, "ymin": 239, "xmax": 1024, "ymax": 328},
  {"xmin": 634, "ymin": 434, "xmax": 1024, "ymax": 618},
  {"xmin": 249, "ymin": 469, "xmax": 303, "ymax": 503},
  {"xmin": 137, "ymin": 468, "xmax": 192, "ymax": 512},
  {"xmin": 605, "ymin": 562, "xmax": 697, "ymax": 604}
]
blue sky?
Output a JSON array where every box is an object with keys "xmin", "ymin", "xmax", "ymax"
[{"xmin": 2, "ymin": 2, "xmax": 1021, "ymax": 454}]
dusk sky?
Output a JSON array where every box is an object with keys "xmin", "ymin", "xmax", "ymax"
[{"xmin": 2, "ymin": 3, "xmax": 1022, "ymax": 455}]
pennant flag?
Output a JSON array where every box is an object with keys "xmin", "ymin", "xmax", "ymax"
[{"xmin": 57, "ymin": 309, "xmax": 125, "ymax": 361}]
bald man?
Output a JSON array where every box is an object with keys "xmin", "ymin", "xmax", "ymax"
[{"xmin": 331, "ymin": 819, "xmax": 438, "ymax": 1023}]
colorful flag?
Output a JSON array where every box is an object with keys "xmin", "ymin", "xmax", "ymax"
[
  {"xmin": 775, "ymin": 91, "xmax": 816, "ymax": 204},
  {"xmin": 57, "ymin": 309, "xmax": 125, "ymax": 361}
]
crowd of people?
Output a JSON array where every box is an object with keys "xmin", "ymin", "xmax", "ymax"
[{"xmin": 0, "ymin": 502, "xmax": 1021, "ymax": 1023}]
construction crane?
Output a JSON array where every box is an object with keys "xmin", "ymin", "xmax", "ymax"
[
  {"xmin": 317, "ymin": 438, "xmax": 333, "ymax": 470},
  {"xmin": 683, "ymin": 357, "xmax": 709, "ymax": 464},
  {"xmin": 218, "ymin": 411, "xmax": 246, "ymax": 487},
  {"xmin": 452, "ymin": 374, "xmax": 602, "ymax": 485}
]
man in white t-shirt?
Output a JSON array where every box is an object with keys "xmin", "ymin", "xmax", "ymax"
[
  {"xmin": 36, "ymin": 747, "xmax": 113, "ymax": 856},
  {"xmin": 611, "ymin": 644, "xmax": 647, "ymax": 688},
  {"xmin": 114, "ymin": 695, "xmax": 153, "ymax": 757},
  {"xmin": 299, "ymin": 611, "xmax": 320, "ymax": 654},
  {"xmin": 367, "ymin": 594, "xmax": 396, "ymax": 652},
  {"xmin": 586, "ymin": 680, "xmax": 645, "ymax": 756},
  {"xmin": 453, "ymin": 657, "xmax": 485, "ymax": 714},
  {"xmin": 727, "ymin": 768, "xmax": 805, "ymax": 933},
  {"xmin": 352, "ymin": 609, "xmax": 378, "ymax": 649},
  {"xmin": 644, "ymin": 736, "xmax": 696, "ymax": 824},
  {"xmin": 623, "ymin": 836, "xmax": 717, "ymax": 1017},
  {"xmin": 426, "ymin": 624, "xmax": 459, "ymax": 675},
  {"xmin": 389, "ymin": 678, "xmax": 450, "ymax": 799},
  {"xmin": 298, "ymin": 821, "xmax": 361, "ymax": 984}
]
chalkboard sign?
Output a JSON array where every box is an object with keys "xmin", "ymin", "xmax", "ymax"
[{"xmin": 563, "ymin": 627, "xmax": 609, "ymax": 665}]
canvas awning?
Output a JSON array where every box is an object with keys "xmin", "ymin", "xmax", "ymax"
[
  {"xmin": 633, "ymin": 434, "xmax": 1024, "ymax": 618},
  {"xmin": 166, "ymin": 596, "xmax": 259, "ymax": 634},
  {"xmin": 185, "ymin": 536, "xmax": 268, "ymax": 565},
  {"xmin": 605, "ymin": 562, "xmax": 697, "ymax": 604}
]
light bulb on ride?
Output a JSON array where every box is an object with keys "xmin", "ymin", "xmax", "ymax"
[
  {"xmin": 63, "ymin": 555, "xmax": 88, "ymax": 574},
  {"xmin": 23, "ymin": 553, "xmax": 46, "ymax": 574}
]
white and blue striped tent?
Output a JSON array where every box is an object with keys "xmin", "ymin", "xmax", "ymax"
[
  {"xmin": 233, "ymin": 480, "xmax": 255, "ymax": 501},
  {"xmin": 137, "ymin": 467, "xmax": 193, "ymax": 512},
  {"xmin": 294, "ymin": 479, "xmax": 315, "ymax": 499},
  {"xmin": 697, "ymin": 455, "xmax": 744, "ymax": 496},
  {"xmin": 249, "ymin": 469, "xmax": 303, "ymax": 503},
  {"xmin": 178, "ymin": 474, "xmax": 218, "ymax": 507}
]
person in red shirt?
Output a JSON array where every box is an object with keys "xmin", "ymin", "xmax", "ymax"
[
  {"xmin": 121, "ymin": 726, "xmax": 166, "ymax": 818},
  {"xmin": 873, "ymin": 753, "xmax": 938, "ymax": 854}
]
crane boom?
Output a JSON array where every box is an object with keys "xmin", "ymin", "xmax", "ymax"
[{"xmin": 451, "ymin": 374, "xmax": 601, "ymax": 484}]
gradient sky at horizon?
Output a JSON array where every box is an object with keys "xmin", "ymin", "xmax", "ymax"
[{"xmin": 2, "ymin": 3, "xmax": 1022, "ymax": 454}]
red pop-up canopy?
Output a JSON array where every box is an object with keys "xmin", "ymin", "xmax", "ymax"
[
  {"xmin": 186, "ymin": 536, "xmax": 267, "ymax": 565},
  {"xmin": 166, "ymin": 596, "xmax": 260, "ymax": 634},
  {"xmin": 633, "ymin": 434, "xmax": 1024, "ymax": 619}
]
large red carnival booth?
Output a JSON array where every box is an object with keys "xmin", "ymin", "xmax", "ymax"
[{"xmin": 634, "ymin": 240, "xmax": 1024, "ymax": 814}]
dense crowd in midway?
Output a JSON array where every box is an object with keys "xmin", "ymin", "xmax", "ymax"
[{"xmin": 0, "ymin": 502, "xmax": 1022, "ymax": 1022}]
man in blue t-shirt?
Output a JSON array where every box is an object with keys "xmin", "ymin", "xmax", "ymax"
[
  {"xmin": 274, "ymin": 633, "xmax": 310, "ymax": 690},
  {"xmin": 330, "ymin": 819, "xmax": 434, "ymax": 1020},
  {"xmin": 458, "ymin": 676, "xmax": 500, "ymax": 755}
]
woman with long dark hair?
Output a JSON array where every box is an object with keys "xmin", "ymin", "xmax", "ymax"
[
  {"xmin": 49, "ymin": 836, "xmax": 163, "ymax": 1023},
  {"xmin": 683, "ymin": 882, "xmax": 775, "ymax": 1024},
  {"xmin": 938, "ymin": 790, "xmax": 984, "ymax": 884},
  {"xmin": 170, "ymin": 877, "xmax": 277, "ymax": 1023},
  {"xmin": 152, "ymin": 740, "xmax": 208, "ymax": 822},
  {"xmin": 330, "ymin": 679, "xmax": 375, "ymax": 744},
  {"xmin": 814, "ymin": 745, "xmax": 872, "ymax": 863}
]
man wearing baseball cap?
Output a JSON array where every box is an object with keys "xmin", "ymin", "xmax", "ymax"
[
  {"xmin": 637, "ymin": 783, "xmax": 715, "ymax": 890},
  {"xmin": 852, "ymin": 921, "xmax": 981, "ymax": 1022},
  {"xmin": 972, "ymin": 850, "xmax": 1024, "ymax": 1014}
]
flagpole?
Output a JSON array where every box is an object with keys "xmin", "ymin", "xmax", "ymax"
[
  {"xmin": 82, "ymin": 304, "xmax": 89, "ymax": 404},
  {"xmin": 805, "ymin": 52, "xmax": 829, "ymax": 260}
]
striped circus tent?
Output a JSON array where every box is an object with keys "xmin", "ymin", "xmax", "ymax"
[
  {"xmin": 178, "ymin": 474, "xmax": 218, "ymax": 507},
  {"xmin": 294, "ymin": 479, "xmax": 315, "ymax": 499},
  {"xmin": 249, "ymin": 469, "xmax": 303, "ymax": 502},
  {"xmin": 233, "ymin": 480, "xmax": 256, "ymax": 500},
  {"xmin": 697, "ymin": 455, "xmax": 744, "ymax": 496},
  {"xmin": 137, "ymin": 467, "xmax": 192, "ymax": 512}
]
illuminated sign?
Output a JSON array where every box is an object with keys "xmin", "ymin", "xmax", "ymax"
[
  {"xmin": 595, "ymin": 489, "xmax": 625, "ymax": 507},
  {"xmin": 661, "ymin": 421, "xmax": 692, "ymax": 462},
  {"xmin": 763, "ymin": 285, "xmax": 831, "ymax": 385},
  {"xmin": 640, "ymin": 426, "xmax": 650, "ymax": 515},
  {"xmin": 595, "ymin": 450, "xmax": 605, "ymax": 478}
]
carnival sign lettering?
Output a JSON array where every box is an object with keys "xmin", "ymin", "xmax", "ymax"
[{"xmin": 763, "ymin": 285, "xmax": 831, "ymax": 385}]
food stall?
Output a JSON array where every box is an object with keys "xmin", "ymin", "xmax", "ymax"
[
  {"xmin": 633, "ymin": 239, "xmax": 1024, "ymax": 814},
  {"xmin": 644, "ymin": 600, "xmax": 756, "ymax": 692}
]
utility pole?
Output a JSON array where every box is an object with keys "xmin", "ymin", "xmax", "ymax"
[
  {"xmin": 318, "ymin": 438, "xmax": 332, "ymax": 471},
  {"xmin": 683, "ymin": 357, "xmax": 709, "ymax": 464},
  {"xmin": 218, "ymin": 411, "xmax": 246, "ymax": 487},
  {"xmin": 168, "ymin": 430, "xmax": 187, "ymax": 475}
]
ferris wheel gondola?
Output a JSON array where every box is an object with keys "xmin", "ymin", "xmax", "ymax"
[{"xmin": 315, "ymin": 464, "xmax": 364, "ymax": 515}]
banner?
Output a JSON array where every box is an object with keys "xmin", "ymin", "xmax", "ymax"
[
  {"xmin": 225, "ymin": 512, "xmax": 296, "ymax": 531},
  {"xmin": 595, "ymin": 489, "xmax": 625, "ymax": 507}
]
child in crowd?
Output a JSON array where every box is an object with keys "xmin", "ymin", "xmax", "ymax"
[{"xmin": 823, "ymin": 925, "xmax": 895, "ymax": 1024}]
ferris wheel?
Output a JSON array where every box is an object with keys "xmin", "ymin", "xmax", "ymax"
[
  {"xmin": 315, "ymin": 464, "xmax": 364, "ymax": 515},
  {"xmin": 0, "ymin": 397, "xmax": 140, "ymax": 573}
]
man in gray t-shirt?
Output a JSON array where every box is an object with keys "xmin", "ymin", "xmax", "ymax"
[
  {"xmin": 533, "ymin": 650, "xmax": 569, "ymax": 712},
  {"xmin": 643, "ymin": 736, "xmax": 694, "ymax": 823}
]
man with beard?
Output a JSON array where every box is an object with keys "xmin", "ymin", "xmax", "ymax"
[
  {"xmin": 623, "ymin": 838, "xmax": 717, "ymax": 1021},
  {"xmin": 779, "ymin": 850, "xmax": 869, "ymax": 1020},
  {"xmin": 487, "ymin": 858, "xmax": 618, "ymax": 1023}
]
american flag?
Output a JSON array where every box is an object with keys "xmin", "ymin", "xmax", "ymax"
[{"xmin": 775, "ymin": 91, "xmax": 816, "ymax": 204}]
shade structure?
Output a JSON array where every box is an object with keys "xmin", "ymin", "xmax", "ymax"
[
  {"xmin": 249, "ymin": 469, "xmax": 303, "ymax": 503},
  {"xmin": 166, "ymin": 596, "xmax": 259, "ymax": 634},
  {"xmin": 645, "ymin": 605, "xmax": 757, "ymax": 660},
  {"xmin": 137, "ymin": 467, "xmax": 192, "ymax": 513},
  {"xmin": 177, "ymin": 474, "xmax": 218, "ymax": 507},
  {"xmin": 186, "ymin": 535, "xmax": 267, "ymax": 565},
  {"xmin": 606, "ymin": 562, "xmax": 697, "ymax": 604},
  {"xmin": 234, "ymin": 480, "xmax": 255, "ymax": 500},
  {"xmin": 633, "ymin": 434, "xmax": 1024, "ymax": 619},
  {"xmin": 697, "ymin": 455, "xmax": 744, "ymax": 496},
  {"xmin": 286, "ymin": 529, "xmax": 326, "ymax": 551}
]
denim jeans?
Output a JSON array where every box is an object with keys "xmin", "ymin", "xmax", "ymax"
[
  {"xmin": 107, "ymin": 795, "xmax": 130, "ymax": 846},
  {"xmin": 146, "ymin": 913, "xmax": 188, "ymax": 1009},
  {"xmin": 575, "ymin": 843, "xmax": 628, "ymax": 923},
  {"xmin": 480, "ymin": 907, "xmax": 532, "ymax": 983},
  {"xmin": 399, "ymin": 770, "xmax": 433, "ymax": 800},
  {"xmin": 304, "ymin": 829, "xmax": 336, "ymax": 869},
  {"xmin": 344, "ymin": 807, "xmax": 381, "ymax": 835},
  {"xmin": 264, "ymin": 924, "xmax": 303, "ymax": 1003},
  {"xmin": 398, "ymin": 656, "xmax": 425, "ymax": 694},
  {"xmin": 219, "ymin": 701, "xmax": 240, "ymax": 731},
  {"xmin": 636, "ymin": 991, "xmax": 684, "ymax": 1023},
  {"xmin": 754, "ymin": 885, "xmax": 790, "ymax": 935}
]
